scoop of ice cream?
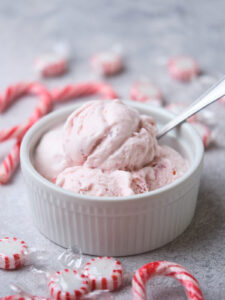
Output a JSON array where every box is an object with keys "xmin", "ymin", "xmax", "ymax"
[
  {"xmin": 55, "ymin": 145, "xmax": 188, "ymax": 196},
  {"xmin": 56, "ymin": 166, "xmax": 135, "ymax": 197},
  {"xmin": 34, "ymin": 125, "xmax": 68, "ymax": 180},
  {"xmin": 56, "ymin": 166, "xmax": 156, "ymax": 197},
  {"xmin": 149, "ymin": 145, "xmax": 189, "ymax": 190},
  {"xmin": 63, "ymin": 99, "xmax": 159, "ymax": 171},
  {"xmin": 134, "ymin": 145, "xmax": 189, "ymax": 192}
]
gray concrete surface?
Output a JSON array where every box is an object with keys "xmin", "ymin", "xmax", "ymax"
[{"xmin": 0, "ymin": 1, "xmax": 225, "ymax": 299}]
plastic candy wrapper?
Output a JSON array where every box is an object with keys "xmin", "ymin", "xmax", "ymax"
[
  {"xmin": 0, "ymin": 283, "xmax": 48, "ymax": 300},
  {"xmin": 90, "ymin": 45, "xmax": 123, "ymax": 77},
  {"xmin": 81, "ymin": 290, "xmax": 114, "ymax": 300},
  {"xmin": 57, "ymin": 245, "xmax": 83, "ymax": 271},
  {"xmin": 0, "ymin": 237, "xmax": 48, "ymax": 270},
  {"xmin": 34, "ymin": 42, "xmax": 71, "ymax": 78}
]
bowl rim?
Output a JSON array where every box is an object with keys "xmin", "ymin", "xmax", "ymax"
[{"xmin": 20, "ymin": 100, "xmax": 204, "ymax": 203}]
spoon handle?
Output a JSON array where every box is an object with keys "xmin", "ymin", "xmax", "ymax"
[{"xmin": 157, "ymin": 75, "xmax": 225, "ymax": 139}]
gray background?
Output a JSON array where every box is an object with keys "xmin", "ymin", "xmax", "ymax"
[{"xmin": 0, "ymin": 0, "xmax": 225, "ymax": 299}]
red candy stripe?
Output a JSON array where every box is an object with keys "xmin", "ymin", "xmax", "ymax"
[{"xmin": 132, "ymin": 261, "xmax": 204, "ymax": 300}]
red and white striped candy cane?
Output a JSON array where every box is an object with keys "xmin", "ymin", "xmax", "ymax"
[
  {"xmin": 0, "ymin": 82, "xmax": 52, "ymax": 142},
  {"xmin": 0, "ymin": 82, "xmax": 30, "ymax": 113},
  {"xmin": 0, "ymin": 140, "xmax": 21, "ymax": 184},
  {"xmin": 50, "ymin": 82, "xmax": 118, "ymax": 102},
  {"xmin": 132, "ymin": 261, "xmax": 204, "ymax": 300},
  {"xmin": 0, "ymin": 82, "xmax": 52, "ymax": 183}
]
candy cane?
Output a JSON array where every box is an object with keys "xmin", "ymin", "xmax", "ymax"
[
  {"xmin": 0, "ymin": 140, "xmax": 21, "ymax": 184},
  {"xmin": 50, "ymin": 82, "xmax": 118, "ymax": 102},
  {"xmin": 0, "ymin": 82, "xmax": 52, "ymax": 183},
  {"xmin": 0, "ymin": 82, "xmax": 30, "ymax": 113},
  {"xmin": 132, "ymin": 261, "xmax": 204, "ymax": 300},
  {"xmin": 0, "ymin": 82, "xmax": 52, "ymax": 142}
]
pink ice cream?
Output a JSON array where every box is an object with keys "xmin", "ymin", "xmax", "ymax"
[
  {"xmin": 34, "ymin": 125, "xmax": 69, "ymax": 180},
  {"xmin": 63, "ymin": 100, "xmax": 159, "ymax": 171},
  {"xmin": 34, "ymin": 100, "xmax": 188, "ymax": 197}
]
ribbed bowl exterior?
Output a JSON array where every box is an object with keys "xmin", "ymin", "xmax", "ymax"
[
  {"xmin": 22, "ymin": 162, "xmax": 202, "ymax": 256},
  {"xmin": 20, "ymin": 102, "xmax": 204, "ymax": 256}
]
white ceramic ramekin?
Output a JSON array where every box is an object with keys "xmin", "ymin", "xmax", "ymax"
[{"xmin": 20, "ymin": 101, "xmax": 204, "ymax": 256}]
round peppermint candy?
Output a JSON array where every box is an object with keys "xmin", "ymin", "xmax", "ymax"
[
  {"xmin": 83, "ymin": 257, "xmax": 123, "ymax": 291},
  {"xmin": 90, "ymin": 52, "xmax": 123, "ymax": 76},
  {"xmin": 34, "ymin": 53, "xmax": 68, "ymax": 77},
  {"xmin": 48, "ymin": 269, "xmax": 90, "ymax": 300},
  {"xmin": 0, "ymin": 237, "xmax": 28, "ymax": 270},
  {"xmin": 130, "ymin": 81, "xmax": 163, "ymax": 105},
  {"xmin": 168, "ymin": 56, "xmax": 200, "ymax": 81}
]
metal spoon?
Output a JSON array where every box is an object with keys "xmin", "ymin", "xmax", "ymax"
[{"xmin": 157, "ymin": 76, "xmax": 225, "ymax": 139}]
